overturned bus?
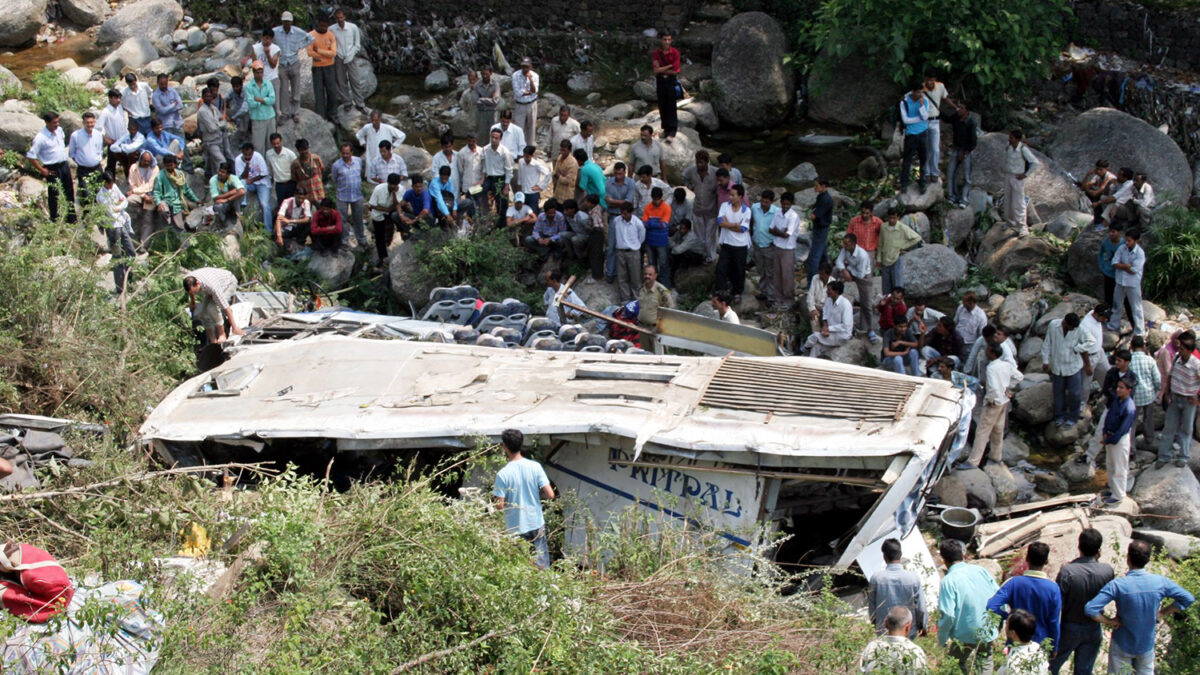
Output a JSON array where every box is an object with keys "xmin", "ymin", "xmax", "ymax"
[{"xmin": 139, "ymin": 334, "xmax": 969, "ymax": 579}]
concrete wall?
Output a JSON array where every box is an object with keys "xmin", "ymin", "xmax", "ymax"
[{"xmin": 1073, "ymin": 0, "xmax": 1200, "ymax": 71}]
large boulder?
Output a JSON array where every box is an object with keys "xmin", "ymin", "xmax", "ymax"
[
  {"xmin": 956, "ymin": 467, "xmax": 997, "ymax": 510},
  {"xmin": 307, "ymin": 249, "xmax": 356, "ymax": 287},
  {"xmin": 997, "ymin": 289, "xmax": 1039, "ymax": 333},
  {"xmin": 1045, "ymin": 211, "xmax": 1093, "ymax": 241},
  {"xmin": 1046, "ymin": 419, "xmax": 1089, "ymax": 447},
  {"xmin": 1049, "ymin": 107, "xmax": 1192, "ymax": 203},
  {"xmin": 710, "ymin": 12, "xmax": 793, "ymax": 127},
  {"xmin": 1066, "ymin": 228, "xmax": 1107, "ymax": 297},
  {"xmin": 984, "ymin": 463, "xmax": 1020, "ymax": 506},
  {"xmin": 98, "ymin": 0, "xmax": 182, "ymax": 45},
  {"xmin": 574, "ymin": 280, "xmax": 621, "ymax": 312},
  {"xmin": 901, "ymin": 244, "xmax": 966, "ymax": 298},
  {"xmin": 389, "ymin": 230, "xmax": 450, "ymax": 307},
  {"xmin": 1133, "ymin": 466, "xmax": 1200, "ymax": 535},
  {"xmin": 784, "ymin": 162, "xmax": 817, "ymax": 188},
  {"xmin": 60, "ymin": 0, "xmax": 107, "ymax": 27},
  {"xmin": 807, "ymin": 51, "xmax": 904, "ymax": 127},
  {"xmin": 101, "ymin": 36, "xmax": 159, "ymax": 77},
  {"xmin": 0, "ymin": 65, "xmax": 19, "ymax": 92},
  {"xmin": 933, "ymin": 474, "xmax": 968, "ymax": 508},
  {"xmin": 396, "ymin": 144, "xmax": 432, "ymax": 178},
  {"xmin": 277, "ymin": 110, "xmax": 338, "ymax": 167},
  {"xmin": 0, "ymin": 0, "xmax": 47, "ymax": 47},
  {"xmin": 0, "ymin": 110, "xmax": 45, "ymax": 153},
  {"xmin": 943, "ymin": 207, "xmax": 976, "ymax": 248},
  {"xmin": 1018, "ymin": 336, "xmax": 1043, "ymax": 366},
  {"xmin": 681, "ymin": 100, "xmax": 719, "ymax": 133},
  {"xmin": 1013, "ymin": 381, "xmax": 1054, "ymax": 425},
  {"xmin": 976, "ymin": 225, "xmax": 1058, "ymax": 279},
  {"xmin": 970, "ymin": 132, "xmax": 1087, "ymax": 225},
  {"xmin": 813, "ymin": 336, "xmax": 874, "ymax": 367}
]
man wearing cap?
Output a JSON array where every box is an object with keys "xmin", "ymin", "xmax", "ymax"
[
  {"xmin": 273, "ymin": 11, "xmax": 314, "ymax": 124},
  {"xmin": 120, "ymin": 73, "xmax": 152, "ymax": 135},
  {"xmin": 246, "ymin": 62, "xmax": 277, "ymax": 155},
  {"xmin": 512, "ymin": 57, "xmax": 539, "ymax": 147},
  {"xmin": 308, "ymin": 15, "xmax": 339, "ymax": 120},
  {"xmin": 251, "ymin": 29, "xmax": 281, "ymax": 113},
  {"xmin": 98, "ymin": 89, "xmax": 128, "ymax": 176},
  {"xmin": 505, "ymin": 191, "xmax": 536, "ymax": 233},
  {"xmin": 331, "ymin": 9, "xmax": 364, "ymax": 112}
]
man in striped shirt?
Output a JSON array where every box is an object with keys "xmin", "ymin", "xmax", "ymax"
[
  {"xmin": 1158, "ymin": 330, "xmax": 1200, "ymax": 469},
  {"xmin": 1041, "ymin": 313, "xmax": 1096, "ymax": 428},
  {"xmin": 1129, "ymin": 335, "xmax": 1162, "ymax": 449},
  {"xmin": 184, "ymin": 267, "xmax": 243, "ymax": 343}
]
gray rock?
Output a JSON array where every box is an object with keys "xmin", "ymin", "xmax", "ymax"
[
  {"xmin": 144, "ymin": 57, "xmax": 182, "ymax": 77},
  {"xmin": 0, "ymin": 110, "xmax": 44, "ymax": 153},
  {"xmin": 1014, "ymin": 382, "xmax": 1054, "ymax": 425},
  {"xmin": 102, "ymin": 36, "xmax": 159, "ymax": 77},
  {"xmin": 807, "ymin": 50, "xmax": 904, "ymax": 127},
  {"xmin": 1018, "ymin": 337, "xmax": 1043, "ymax": 366},
  {"xmin": 984, "ymin": 463, "xmax": 1020, "ymax": 506},
  {"xmin": 1033, "ymin": 294, "xmax": 1100, "ymax": 336},
  {"xmin": 46, "ymin": 58, "xmax": 77, "ymax": 72},
  {"xmin": 16, "ymin": 176, "xmax": 45, "ymax": 203},
  {"xmin": 970, "ymin": 132, "xmax": 1087, "ymax": 225},
  {"xmin": 857, "ymin": 156, "xmax": 885, "ymax": 180},
  {"xmin": 277, "ymin": 109, "xmax": 338, "ymax": 167},
  {"xmin": 1032, "ymin": 470, "xmax": 1069, "ymax": 495},
  {"xmin": 62, "ymin": 67, "xmax": 92, "ymax": 85},
  {"xmin": 681, "ymin": 100, "xmax": 718, "ymax": 132},
  {"xmin": 603, "ymin": 102, "xmax": 640, "ymax": 121},
  {"xmin": 897, "ymin": 181, "xmax": 943, "ymax": 211},
  {"xmin": 585, "ymin": 92, "xmax": 601, "ymax": 103},
  {"xmin": 957, "ymin": 467, "xmax": 997, "ymax": 510},
  {"xmin": 1046, "ymin": 421, "xmax": 1089, "ymax": 448},
  {"xmin": 692, "ymin": 300, "xmax": 720, "ymax": 320},
  {"xmin": 1132, "ymin": 528, "xmax": 1200, "ymax": 560},
  {"xmin": 208, "ymin": 29, "xmax": 226, "ymax": 44},
  {"xmin": 566, "ymin": 72, "xmax": 593, "ymax": 94},
  {"xmin": 1132, "ymin": 465, "xmax": 1200, "ymax": 535},
  {"xmin": 389, "ymin": 230, "xmax": 449, "ymax": 306},
  {"xmin": 901, "ymin": 244, "xmax": 967, "ymax": 298},
  {"xmin": 783, "ymin": 162, "xmax": 817, "ymax": 188},
  {"xmin": 98, "ymin": 0, "xmax": 183, "ymax": 45},
  {"xmin": 660, "ymin": 126, "xmax": 707, "ymax": 185},
  {"xmin": 60, "ymin": 0, "xmax": 107, "ymax": 27},
  {"xmin": 632, "ymin": 80, "xmax": 656, "ymax": 101},
  {"xmin": 998, "ymin": 289, "xmax": 1039, "ymax": 333},
  {"xmin": 711, "ymin": 12, "xmax": 793, "ymax": 127},
  {"xmin": 975, "ymin": 225, "xmax": 1058, "ymax": 280},
  {"xmin": 186, "ymin": 26, "xmax": 206, "ymax": 52},
  {"xmin": 348, "ymin": 57, "xmax": 377, "ymax": 100},
  {"xmin": 1003, "ymin": 434, "xmax": 1031, "ymax": 466},
  {"xmin": 819, "ymin": 336, "xmax": 874, "ymax": 367},
  {"xmin": 0, "ymin": 65, "xmax": 19, "ymax": 91},
  {"xmin": 1050, "ymin": 108, "xmax": 1192, "ymax": 202},
  {"xmin": 574, "ymin": 279, "xmax": 621, "ymax": 311},
  {"xmin": 933, "ymin": 474, "xmax": 968, "ymax": 508},
  {"xmin": 395, "ymin": 144, "xmax": 432, "ymax": 179},
  {"xmin": 0, "ymin": 0, "xmax": 48, "ymax": 47},
  {"xmin": 1143, "ymin": 300, "xmax": 1166, "ymax": 325},
  {"xmin": 307, "ymin": 248, "xmax": 356, "ymax": 287},
  {"xmin": 1046, "ymin": 211, "xmax": 1093, "ymax": 240},
  {"xmin": 424, "ymin": 68, "xmax": 451, "ymax": 92},
  {"xmin": 211, "ymin": 37, "xmax": 240, "ymax": 59},
  {"xmin": 943, "ymin": 207, "xmax": 975, "ymax": 248},
  {"xmin": 171, "ymin": 28, "xmax": 186, "ymax": 45},
  {"xmin": 795, "ymin": 134, "xmax": 852, "ymax": 149}
]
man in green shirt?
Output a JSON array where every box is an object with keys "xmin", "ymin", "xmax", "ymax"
[
  {"xmin": 878, "ymin": 208, "xmax": 924, "ymax": 295},
  {"xmin": 153, "ymin": 155, "xmax": 198, "ymax": 231},
  {"xmin": 208, "ymin": 162, "xmax": 246, "ymax": 229},
  {"xmin": 573, "ymin": 148, "xmax": 606, "ymax": 209},
  {"xmin": 245, "ymin": 61, "xmax": 277, "ymax": 155}
]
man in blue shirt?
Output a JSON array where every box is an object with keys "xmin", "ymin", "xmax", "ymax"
[
  {"xmin": 750, "ymin": 189, "xmax": 779, "ymax": 303},
  {"xmin": 1098, "ymin": 222, "xmax": 1123, "ymax": 310},
  {"xmin": 1108, "ymin": 228, "xmax": 1147, "ymax": 337},
  {"xmin": 898, "ymin": 83, "xmax": 932, "ymax": 192},
  {"xmin": 1102, "ymin": 375, "xmax": 1138, "ymax": 504},
  {"xmin": 1086, "ymin": 540, "xmax": 1194, "ymax": 675},
  {"xmin": 430, "ymin": 164, "xmax": 457, "ymax": 228},
  {"xmin": 399, "ymin": 175, "xmax": 433, "ymax": 235},
  {"xmin": 145, "ymin": 118, "xmax": 188, "ymax": 172},
  {"xmin": 493, "ymin": 429, "xmax": 555, "ymax": 570},
  {"xmin": 986, "ymin": 541, "xmax": 1062, "ymax": 651},
  {"xmin": 524, "ymin": 198, "xmax": 567, "ymax": 262},
  {"xmin": 867, "ymin": 537, "xmax": 927, "ymax": 637},
  {"xmin": 938, "ymin": 538, "xmax": 999, "ymax": 673}
]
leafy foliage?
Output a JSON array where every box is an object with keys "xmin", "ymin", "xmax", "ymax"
[
  {"xmin": 26, "ymin": 69, "xmax": 94, "ymax": 115},
  {"xmin": 1144, "ymin": 205, "xmax": 1200, "ymax": 305},
  {"xmin": 414, "ymin": 225, "xmax": 540, "ymax": 305},
  {"xmin": 804, "ymin": 0, "xmax": 1070, "ymax": 107}
]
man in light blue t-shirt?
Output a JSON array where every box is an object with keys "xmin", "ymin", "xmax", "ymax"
[{"xmin": 493, "ymin": 429, "xmax": 555, "ymax": 569}]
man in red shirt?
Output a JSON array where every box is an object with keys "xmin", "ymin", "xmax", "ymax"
[
  {"xmin": 651, "ymin": 32, "xmax": 681, "ymax": 141},
  {"xmin": 876, "ymin": 286, "xmax": 909, "ymax": 332},
  {"xmin": 847, "ymin": 201, "xmax": 883, "ymax": 271}
]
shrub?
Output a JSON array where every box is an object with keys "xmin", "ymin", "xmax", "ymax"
[
  {"xmin": 414, "ymin": 226, "xmax": 539, "ymax": 305},
  {"xmin": 28, "ymin": 69, "xmax": 94, "ymax": 115},
  {"xmin": 1144, "ymin": 205, "xmax": 1200, "ymax": 305}
]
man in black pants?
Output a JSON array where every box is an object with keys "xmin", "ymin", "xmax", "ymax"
[
  {"xmin": 652, "ymin": 32, "xmax": 681, "ymax": 141},
  {"xmin": 366, "ymin": 172, "xmax": 403, "ymax": 266},
  {"xmin": 25, "ymin": 112, "xmax": 76, "ymax": 224}
]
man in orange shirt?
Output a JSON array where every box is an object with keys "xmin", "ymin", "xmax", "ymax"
[
  {"xmin": 308, "ymin": 16, "xmax": 339, "ymax": 120},
  {"xmin": 643, "ymin": 186, "xmax": 673, "ymax": 287},
  {"xmin": 847, "ymin": 201, "xmax": 883, "ymax": 272}
]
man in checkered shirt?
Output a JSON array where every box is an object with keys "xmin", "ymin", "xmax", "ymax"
[{"xmin": 183, "ymin": 268, "xmax": 244, "ymax": 343}]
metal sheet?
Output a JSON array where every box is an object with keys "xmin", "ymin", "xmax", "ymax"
[{"xmin": 656, "ymin": 308, "xmax": 781, "ymax": 357}]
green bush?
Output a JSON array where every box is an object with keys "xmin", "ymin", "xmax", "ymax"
[
  {"xmin": 1144, "ymin": 205, "xmax": 1200, "ymax": 305},
  {"xmin": 28, "ymin": 69, "xmax": 94, "ymax": 115},
  {"xmin": 414, "ymin": 226, "xmax": 539, "ymax": 305}
]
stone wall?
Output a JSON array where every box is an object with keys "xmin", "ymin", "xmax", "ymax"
[{"xmin": 1073, "ymin": 0, "xmax": 1200, "ymax": 71}]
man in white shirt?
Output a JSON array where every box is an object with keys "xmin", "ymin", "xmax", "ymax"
[
  {"xmin": 807, "ymin": 261, "xmax": 832, "ymax": 324},
  {"xmin": 1003, "ymin": 129, "xmax": 1040, "ymax": 235},
  {"xmin": 906, "ymin": 298, "xmax": 945, "ymax": 332},
  {"xmin": 234, "ymin": 142, "xmax": 273, "ymax": 233},
  {"xmin": 491, "ymin": 111, "xmax": 527, "ymax": 164},
  {"xmin": 769, "ymin": 192, "xmax": 800, "ymax": 309},
  {"xmin": 834, "ymin": 232, "xmax": 878, "ymax": 342},
  {"xmin": 1109, "ymin": 228, "xmax": 1147, "ymax": 336},
  {"xmin": 366, "ymin": 174, "xmax": 402, "ymax": 266},
  {"xmin": 966, "ymin": 343, "xmax": 1024, "ymax": 467},
  {"xmin": 511, "ymin": 57, "xmax": 539, "ymax": 147},
  {"xmin": 715, "ymin": 184, "xmax": 752, "ymax": 301},
  {"xmin": 542, "ymin": 269, "xmax": 584, "ymax": 327},
  {"xmin": 120, "ymin": 73, "xmax": 152, "ymax": 135},
  {"xmin": 549, "ymin": 105, "xmax": 581, "ymax": 155},
  {"xmin": 429, "ymin": 133, "xmax": 460, "ymax": 193},
  {"xmin": 252, "ymin": 29, "xmax": 282, "ymax": 113},
  {"xmin": 98, "ymin": 89, "xmax": 128, "ymax": 175},
  {"xmin": 516, "ymin": 146, "xmax": 550, "ymax": 213},
  {"xmin": 630, "ymin": 125, "xmax": 666, "ymax": 179},
  {"xmin": 803, "ymin": 280, "xmax": 853, "ymax": 358},
  {"xmin": 612, "ymin": 202, "xmax": 646, "ymax": 302},
  {"xmin": 857, "ymin": 607, "xmax": 928, "ymax": 675},
  {"xmin": 631, "ymin": 165, "xmax": 670, "ymax": 213},
  {"xmin": 355, "ymin": 110, "xmax": 405, "ymax": 168},
  {"xmin": 570, "ymin": 120, "xmax": 596, "ymax": 163},
  {"xmin": 68, "ymin": 111, "xmax": 104, "ymax": 199},
  {"xmin": 953, "ymin": 292, "xmax": 988, "ymax": 347},
  {"xmin": 272, "ymin": 11, "xmax": 314, "ymax": 123},
  {"xmin": 1041, "ymin": 312, "xmax": 1096, "ymax": 427},
  {"xmin": 455, "ymin": 133, "xmax": 486, "ymax": 213},
  {"xmin": 265, "ymin": 132, "xmax": 298, "ymax": 208},
  {"xmin": 504, "ymin": 192, "xmax": 535, "ymax": 231},
  {"xmin": 711, "ymin": 291, "xmax": 740, "ymax": 324},
  {"xmin": 367, "ymin": 140, "xmax": 408, "ymax": 190},
  {"xmin": 1080, "ymin": 304, "xmax": 1112, "ymax": 408},
  {"xmin": 331, "ymin": 9, "xmax": 365, "ymax": 111},
  {"xmin": 26, "ymin": 112, "xmax": 75, "ymax": 223},
  {"xmin": 97, "ymin": 170, "xmax": 136, "ymax": 294},
  {"xmin": 482, "ymin": 128, "xmax": 515, "ymax": 219},
  {"xmin": 1101, "ymin": 168, "xmax": 1156, "ymax": 227}
]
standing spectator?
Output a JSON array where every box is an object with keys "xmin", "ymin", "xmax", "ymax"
[
  {"xmin": 26, "ymin": 112, "xmax": 74, "ymax": 224},
  {"xmin": 290, "ymin": 138, "xmax": 326, "ymax": 203},
  {"xmin": 803, "ymin": 281, "xmax": 853, "ymax": 358},
  {"xmin": 858, "ymin": 607, "xmax": 928, "ymax": 675},
  {"xmin": 330, "ymin": 143, "xmax": 365, "ymax": 247},
  {"xmin": 898, "ymin": 83, "xmax": 931, "ymax": 192},
  {"xmin": 183, "ymin": 268, "xmax": 244, "ymax": 343},
  {"xmin": 987, "ymin": 541, "xmax": 1062, "ymax": 651},
  {"xmin": 152, "ymin": 73, "xmax": 185, "ymax": 144},
  {"xmin": 683, "ymin": 151, "xmax": 718, "ymax": 262},
  {"xmin": 330, "ymin": 9, "xmax": 364, "ymax": 112},
  {"xmin": 274, "ymin": 185, "xmax": 313, "ymax": 248},
  {"xmin": 1129, "ymin": 335, "xmax": 1162, "ymax": 450},
  {"xmin": 1101, "ymin": 376, "xmax": 1138, "ymax": 504},
  {"xmin": 715, "ymin": 184, "xmax": 752, "ymax": 302},
  {"xmin": 631, "ymin": 165, "xmax": 669, "ymax": 214},
  {"xmin": 366, "ymin": 140, "xmax": 408, "ymax": 191},
  {"xmin": 67, "ymin": 111, "xmax": 103, "ymax": 200},
  {"xmin": 954, "ymin": 292, "xmax": 988, "ymax": 348},
  {"xmin": 605, "ymin": 162, "xmax": 636, "ymax": 281},
  {"xmin": 366, "ymin": 173, "xmax": 403, "ymax": 265},
  {"xmin": 651, "ymin": 31, "xmax": 681, "ymax": 141},
  {"xmin": 307, "ymin": 16, "xmax": 339, "ymax": 120},
  {"xmin": 947, "ymin": 102, "xmax": 977, "ymax": 206},
  {"xmin": 717, "ymin": 154, "xmax": 743, "ymax": 187},
  {"xmin": 834, "ymin": 233, "xmax": 877, "ymax": 342},
  {"xmin": 225, "ymin": 76, "xmax": 250, "ymax": 152},
  {"xmin": 473, "ymin": 64, "xmax": 500, "ymax": 145},
  {"xmin": 1098, "ymin": 221, "xmax": 1124, "ymax": 309},
  {"xmin": 273, "ymin": 12, "xmax": 314, "ymax": 124},
  {"xmin": 808, "ymin": 177, "xmax": 834, "ymax": 283},
  {"xmin": 768, "ymin": 192, "xmax": 799, "ymax": 309},
  {"xmin": 1158, "ymin": 330, "xmax": 1200, "ymax": 469},
  {"xmin": 266, "ymin": 133, "xmax": 298, "ymax": 209},
  {"xmin": 846, "ymin": 203, "xmax": 882, "ymax": 272},
  {"xmin": 516, "ymin": 146, "xmax": 550, "ymax": 214},
  {"xmin": 524, "ymin": 198, "xmax": 567, "ymax": 263},
  {"xmin": 612, "ymin": 203, "xmax": 645, "ymax": 302},
  {"xmin": 922, "ymin": 316, "xmax": 965, "ymax": 370},
  {"xmin": 1085, "ymin": 541, "xmax": 1195, "ymax": 675},
  {"xmin": 574, "ymin": 149, "xmax": 607, "ymax": 210},
  {"xmin": 1080, "ymin": 304, "xmax": 1112, "ymax": 406},
  {"xmin": 878, "ymin": 209, "xmax": 923, "ymax": 295},
  {"xmin": 120, "ymin": 73, "xmax": 152, "ymax": 135},
  {"xmin": 643, "ymin": 187, "xmax": 672, "ymax": 288},
  {"xmin": 245, "ymin": 62, "xmax": 277, "ymax": 155},
  {"xmin": 152, "ymin": 155, "xmax": 197, "ymax": 232},
  {"xmin": 1107, "ymin": 228, "xmax": 1146, "ymax": 336},
  {"xmin": 997, "ymin": 611, "xmax": 1050, "ymax": 675},
  {"xmin": 867, "ymin": 538, "xmax": 927, "ymax": 637},
  {"xmin": 937, "ymin": 538, "xmax": 1000, "ymax": 674},
  {"xmin": 636, "ymin": 265, "xmax": 674, "ymax": 348},
  {"xmin": 570, "ymin": 120, "xmax": 597, "ymax": 163},
  {"xmin": 251, "ymin": 29, "xmax": 281, "ymax": 113},
  {"xmin": 208, "ymin": 162, "xmax": 246, "ymax": 230},
  {"xmin": 1050, "ymin": 529, "xmax": 1114, "ymax": 675},
  {"xmin": 512, "ymin": 57, "xmax": 539, "ymax": 146},
  {"xmin": 235, "ymin": 142, "xmax": 273, "ymax": 231},
  {"xmin": 96, "ymin": 171, "xmax": 136, "ymax": 294},
  {"xmin": 1003, "ymin": 129, "xmax": 1039, "ymax": 236},
  {"xmin": 922, "ymin": 73, "xmax": 953, "ymax": 182},
  {"xmin": 1083, "ymin": 348, "xmax": 1135, "ymax": 469},
  {"xmin": 549, "ymin": 106, "xmax": 581, "ymax": 155},
  {"xmin": 750, "ymin": 190, "xmax": 780, "ymax": 302},
  {"xmin": 482, "ymin": 128, "xmax": 514, "ymax": 219},
  {"xmin": 98, "ymin": 89, "xmax": 128, "ymax": 176},
  {"xmin": 963, "ymin": 325, "xmax": 1017, "ymax": 380},
  {"xmin": 126, "ymin": 151, "xmax": 159, "ymax": 245},
  {"xmin": 197, "ymin": 88, "xmax": 229, "ymax": 178},
  {"xmin": 881, "ymin": 316, "xmax": 922, "ymax": 376},
  {"xmin": 456, "ymin": 133, "xmax": 486, "ymax": 213},
  {"xmin": 967, "ymin": 343, "xmax": 1023, "ymax": 467},
  {"xmin": 630, "ymin": 125, "xmax": 666, "ymax": 179},
  {"xmin": 491, "ymin": 111, "xmax": 527, "ymax": 164},
  {"xmin": 355, "ymin": 110, "xmax": 406, "ymax": 170},
  {"xmin": 1082, "ymin": 159, "xmax": 1117, "ymax": 224},
  {"xmin": 670, "ymin": 221, "xmax": 705, "ymax": 275},
  {"xmin": 1042, "ymin": 313, "xmax": 1095, "ymax": 428},
  {"xmin": 551, "ymin": 139, "xmax": 578, "ymax": 204}
]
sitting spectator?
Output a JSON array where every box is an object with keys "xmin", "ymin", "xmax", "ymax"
[
  {"xmin": 997, "ymin": 610, "xmax": 1050, "ymax": 675},
  {"xmin": 153, "ymin": 154, "xmax": 197, "ymax": 232},
  {"xmin": 309, "ymin": 198, "xmax": 344, "ymax": 254},
  {"xmin": 923, "ymin": 316, "xmax": 965, "ymax": 370},
  {"xmin": 1099, "ymin": 167, "xmax": 1153, "ymax": 226},
  {"xmin": 1082, "ymin": 159, "xmax": 1117, "ymax": 225},
  {"xmin": 877, "ymin": 287, "xmax": 909, "ymax": 333},
  {"xmin": 275, "ymin": 185, "xmax": 314, "ymax": 248},
  {"xmin": 670, "ymin": 220, "xmax": 705, "ymax": 273},
  {"xmin": 0, "ymin": 542, "xmax": 73, "ymax": 623},
  {"xmin": 882, "ymin": 316, "xmax": 922, "ymax": 376},
  {"xmin": 505, "ymin": 191, "xmax": 537, "ymax": 235},
  {"xmin": 808, "ymin": 261, "xmax": 833, "ymax": 324},
  {"xmin": 712, "ymin": 290, "xmax": 739, "ymax": 324},
  {"xmin": 906, "ymin": 297, "xmax": 944, "ymax": 334},
  {"xmin": 400, "ymin": 175, "xmax": 434, "ymax": 234},
  {"xmin": 525, "ymin": 198, "xmax": 568, "ymax": 262},
  {"xmin": 857, "ymin": 606, "xmax": 927, "ymax": 675},
  {"xmin": 542, "ymin": 269, "xmax": 584, "ymax": 326},
  {"xmin": 561, "ymin": 198, "xmax": 590, "ymax": 261},
  {"xmin": 803, "ymin": 280, "xmax": 853, "ymax": 358},
  {"xmin": 208, "ymin": 162, "xmax": 246, "ymax": 230}
]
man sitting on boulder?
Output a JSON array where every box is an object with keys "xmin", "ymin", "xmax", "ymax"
[
  {"xmin": 1082, "ymin": 159, "xmax": 1117, "ymax": 225},
  {"xmin": 803, "ymin": 280, "xmax": 853, "ymax": 359},
  {"xmin": 309, "ymin": 198, "xmax": 344, "ymax": 255}
]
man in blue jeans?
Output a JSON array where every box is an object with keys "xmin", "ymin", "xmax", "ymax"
[
  {"xmin": 493, "ymin": 428, "xmax": 555, "ymax": 570},
  {"xmin": 1086, "ymin": 540, "xmax": 1194, "ymax": 675},
  {"xmin": 1050, "ymin": 528, "xmax": 1113, "ymax": 675}
]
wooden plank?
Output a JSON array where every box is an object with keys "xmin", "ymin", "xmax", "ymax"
[
  {"xmin": 559, "ymin": 299, "xmax": 655, "ymax": 336},
  {"xmin": 989, "ymin": 494, "xmax": 1097, "ymax": 519}
]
